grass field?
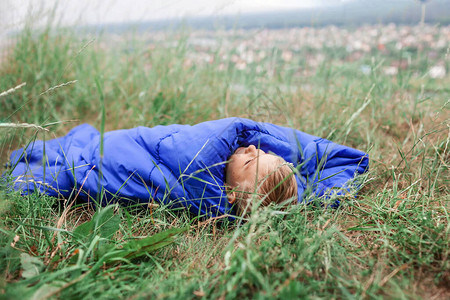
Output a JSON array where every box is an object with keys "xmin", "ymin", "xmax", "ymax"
[{"xmin": 0, "ymin": 22, "xmax": 449, "ymax": 299}]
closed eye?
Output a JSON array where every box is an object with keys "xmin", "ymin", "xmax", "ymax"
[{"xmin": 245, "ymin": 156, "xmax": 258, "ymax": 165}]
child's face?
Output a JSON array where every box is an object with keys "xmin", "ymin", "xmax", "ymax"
[{"xmin": 226, "ymin": 145, "xmax": 280, "ymax": 191}]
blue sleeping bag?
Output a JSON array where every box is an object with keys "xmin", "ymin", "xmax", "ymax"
[{"xmin": 8, "ymin": 118, "xmax": 368, "ymax": 217}]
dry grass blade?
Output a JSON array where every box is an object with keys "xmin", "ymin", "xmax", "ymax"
[
  {"xmin": 0, "ymin": 82, "xmax": 26, "ymax": 98},
  {"xmin": 55, "ymin": 165, "xmax": 96, "ymax": 231},
  {"xmin": 0, "ymin": 122, "xmax": 49, "ymax": 131},
  {"xmin": 379, "ymin": 264, "xmax": 409, "ymax": 287},
  {"xmin": 39, "ymin": 80, "xmax": 78, "ymax": 97},
  {"xmin": 47, "ymin": 165, "xmax": 97, "ymax": 263}
]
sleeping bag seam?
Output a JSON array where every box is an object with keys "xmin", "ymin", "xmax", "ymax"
[
  {"xmin": 150, "ymin": 130, "xmax": 197, "ymax": 204},
  {"xmin": 149, "ymin": 132, "xmax": 177, "ymax": 196}
]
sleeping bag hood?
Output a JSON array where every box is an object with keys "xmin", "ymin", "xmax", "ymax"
[{"xmin": 8, "ymin": 118, "xmax": 369, "ymax": 217}]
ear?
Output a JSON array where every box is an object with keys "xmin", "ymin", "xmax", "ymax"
[
  {"xmin": 227, "ymin": 190, "xmax": 237, "ymax": 204},
  {"xmin": 225, "ymin": 184, "xmax": 237, "ymax": 204}
]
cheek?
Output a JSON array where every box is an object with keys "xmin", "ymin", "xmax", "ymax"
[
  {"xmin": 225, "ymin": 163, "xmax": 238, "ymax": 184},
  {"xmin": 228, "ymin": 157, "xmax": 243, "ymax": 171},
  {"xmin": 226, "ymin": 167, "xmax": 245, "ymax": 187}
]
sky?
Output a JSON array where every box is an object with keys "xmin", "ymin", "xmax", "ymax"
[{"xmin": 2, "ymin": 0, "xmax": 337, "ymax": 30}]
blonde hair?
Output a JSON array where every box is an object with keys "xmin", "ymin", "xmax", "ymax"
[{"xmin": 234, "ymin": 156, "xmax": 298, "ymax": 215}]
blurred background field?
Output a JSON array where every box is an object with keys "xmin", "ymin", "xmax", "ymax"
[{"xmin": 0, "ymin": 0, "xmax": 449, "ymax": 299}]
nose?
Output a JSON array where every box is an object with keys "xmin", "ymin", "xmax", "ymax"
[{"xmin": 244, "ymin": 145, "xmax": 257, "ymax": 154}]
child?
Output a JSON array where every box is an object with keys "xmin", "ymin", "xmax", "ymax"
[
  {"xmin": 225, "ymin": 145, "xmax": 298, "ymax": 215},
  {"xmin": 7, "ymin": 118, "xmax": 369, "ymax": 217}
]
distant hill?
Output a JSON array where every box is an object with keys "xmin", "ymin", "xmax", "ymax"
[{"xmin": 91, "ymin": 0, "xmax": 450, "ymax": 32}]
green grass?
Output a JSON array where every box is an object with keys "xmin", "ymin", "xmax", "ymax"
[{"xmin": 0, "ymin": 23, "xmax": 449, "ymax": 299}]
